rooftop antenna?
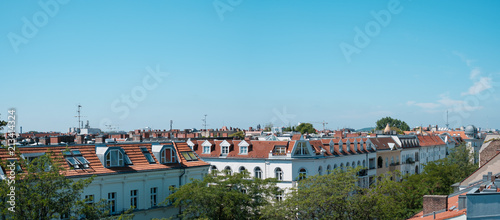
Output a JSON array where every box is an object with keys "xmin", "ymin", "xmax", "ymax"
[
  {"xmin": 445, "ymin": 110, "xmax": 449, "ymax": 129},
  {"xmin": 74, "ymin": 104, "xmax": 86, "ymax": 131},
  {"xmin": 202, "ymin": 114, "xmax": 208, "ymax": 131},
  {"xmin": 170, "ymin": 120, "xmax": 173, "ymax": 131}
]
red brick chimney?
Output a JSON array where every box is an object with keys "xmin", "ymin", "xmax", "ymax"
[{"xmin": 423, "ymin": 195, "xmax": 448, "ymax": 215}]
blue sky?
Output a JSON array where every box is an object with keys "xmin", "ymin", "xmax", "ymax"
[{"xmin": 1, "ymin": 0, "xmax": 500, "ymax": 132}]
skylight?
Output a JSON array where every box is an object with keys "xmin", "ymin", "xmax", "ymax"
[
  {"xmin": 62, "ymin": 149, "xmax": 90, "ymax": 169},
  {"xmin": 181, "ymin": 152, "xmax": 198, "ymax": 161},
  {"xmin": 140, "ymin": 147, "xmax": 156, "ymax": 164}
]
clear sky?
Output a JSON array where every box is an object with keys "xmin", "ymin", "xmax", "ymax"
[{"xmin": 1, "ymin": 0, "xmax": 500, "ymax": 132}]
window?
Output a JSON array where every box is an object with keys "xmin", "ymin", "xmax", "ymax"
[
  {"xmin": 150, "ymin": 187, "xmax": 158, "ymax": 207},
  {"xmin": 327, "ymin": 165, "xmax": 331, "ymax": 174},
  {"xmin": 211, "ymin": 165, "xmax": 218, "ymax": 175},
  {"xmin": 346, "ymin": 162, "xmax": 350, "ymax": 168},
  {"xmin": 108, "ymin": 192, "xmax": 116, "ymax": 214},
  {"xmin": 240, "ymin": 146, "xmax": 248, "ymax": 154},
  {"xmin": 130, "ymin": 190, "xmax": 138, "ymax": 209},
  {"xmin": 274, "ymin": 146, "xmax": 287, "ymax": 156},
  {"xmin": 340, "ymin": 163, "xmax": 344, "ymax": 171},
  {"xmin": 161, "ymin": 148, "xmax": 176, "ymax": 163},
  {"xmin": 318, "ymin": 166, "xmax": 323, "ymax": 175},
  {"xmin": 106, "ymin": 149, "xmax": 124, "ymax": 167},
  {"xmin": 352, "ymin": 161, "xmax": 355, "ymax": 168},
  {"xmin": 298, "ymin": 168, "xmax": 307, "ymax": 180},
  {"xmin": 363, "ymin": 160, "xmax": 366, "ymax": 168},
  {"xmin": 385, "ymin": 157, "xmax": 388, "ymax": 168},
  {"xmin": 85, "ymin": 195, "xmax": 94, "ymax": 206},
  {"xmin": 239, "ymin": 166, "xmax": 246, "ymax": 173},
  {"xmin": 181, "ymin": 152, "xmax": 198, "ymax": 161},
  {"xmin": 294, "ymin": 142, "xmax": 309, "ymax": 155},
  {"xmin": 276, "ymin": 191, "xmax": 284, "ymax": 201},
  {"xmin": 63, "ymin": 150, "xmax": 90, "ymax": 169},
  {"xmin": 391, "ymin": 157, "xmax": 394, "ymax": 165},
  {"xmin": 377, "ymin": 156, "xmax": 383, "ymax": 168},
  {"xmin": 334, "ymin": 164, "xmax": 338, "ymax": 170},
  {"xmin": 224, "ymin": 166, "xmax": 232, "ymax": 175},
  {"xmin": 275, "ymin": 167, "xmax": 283, "ymax": 181},
  {"xmin": 396, "ymin": 156, "xmax": 399, "ymax": 164},
  {"xmin": 222, "ymin": 145, "xmax": 229, "ymax": 155},
  {"xmin": 140, "ymin": 147, "xmax": 156, "ymax": 164},
  {"xmin": 254, "ymin": 167, "xmax": 262, "ymax": 179},
  {"xmin": 203, "ymin": 145, "xmax": 210, "ymax": 154},
  {"xmin": 167, "ymin": 185, "xmax": 176, "ymax": 206},
  {"xmin": 357, "ymin": 161, "xmax": 361, "ymax": 167}
]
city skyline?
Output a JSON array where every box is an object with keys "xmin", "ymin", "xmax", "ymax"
[{"xmin": 1, "ymin": 0, "xmax": 500, "ymax": 132}]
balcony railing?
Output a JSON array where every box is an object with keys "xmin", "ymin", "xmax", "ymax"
[{"xmin": 357, "ymin": 169, "xmax": 368, "ymax": 176}]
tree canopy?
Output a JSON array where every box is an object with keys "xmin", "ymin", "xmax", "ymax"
[
  {"xmin": 376, "ymin": 117, "xmax": 410, "ymax": 131},
  {"xmin": 296, "ymin": 123, "xmax": 316, "ymax": 134},
  {"xmin": 166, "ymin": 170, "xmax": 280, "ymax": 220}
]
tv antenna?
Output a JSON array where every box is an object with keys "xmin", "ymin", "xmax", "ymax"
[
  {"xmin": 202, "ymin": 114, "xmax": 208, "ymax": 131},
  {"xmin": 445, "ymin": 110, "xmax": 449, "ymax": 129},
  {"xmin": 74, "ymin": 104, "xmax": 86, "ymax": 130}
]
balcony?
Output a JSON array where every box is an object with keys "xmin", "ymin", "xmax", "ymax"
[
  {"xmin": 357, "ymin": 169, "xmax": 368, "ymax": 176},
  {"xmin": 406, "ymin": 158, "xmax": 415, "ymax": 164}
]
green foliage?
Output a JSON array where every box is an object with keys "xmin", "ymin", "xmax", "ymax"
[
  {"xmin": 375, "ymin": 117, "xmax": 410, "ymax": 131},
  {"xmin": 398, "ymin": 143, "xmax": 477, "ymax": 217},
  {"xmin": 165, "ymin": 170, "xmax": 280, "ymax": 220},
  {"xmin": 0, "ymin": 150, "xmax": 109, "ymax": 219},
  {"xmin": 228, "ymin": 131, "xmax": 245, "ymax": 139},
  {"xmin": 296, "ymin": 123, "xmax": 316, "ymax": 134}
]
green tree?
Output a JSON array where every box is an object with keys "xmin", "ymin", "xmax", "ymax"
[
  {"xmin": 296, "ymin": 123, "xmax": 316, "ymax": 134},
  {"xmin": 0, "ymin": 151, "xmax": 109, "ymax": 219},
  {"xmin": 263, "ymin": 167, "xmax": 362, "ymax": 220},
  {"xmin": 375, "ymin": 117, "xmax": 410, "ymax": 131},
  {"xmin": 228, "ymin": 131, "xmax": 245, "ymax": 139},
  {"xmin": 166, "ymin": 170, "xmax": 280, "ymax": 220}
]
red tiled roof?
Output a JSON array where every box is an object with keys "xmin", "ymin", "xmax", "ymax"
[
  {"xmin": 418, "ymin": 135, "xmax": 446, "ymax": 146},
  {"xmin": 369, "ymin": 137, "xmax": 400, "ymax": 150},
  {"xmin": 0, "ymin": 142, "xmax": 209, "ymax": 178}
]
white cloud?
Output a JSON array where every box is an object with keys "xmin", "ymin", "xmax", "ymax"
[
  {"xmin": 461, "ymin": 77, "xmax": 492, "ymax": 96},
  {"xmin": 470, "ymin": 68, "xmax": 481, "ymax": 79}
]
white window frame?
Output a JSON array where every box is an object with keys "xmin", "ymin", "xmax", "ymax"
[
  {"xmin": 275, "ymin": 167, "xmax": 283, "ymax": 181},
  {"xmin": 105, "ymin": 149, "xmax": 124, "ymax": 167},
  {"xmin": 160, "ymin": 147, "xmax": 176, "ymax": 163},
  {"xmin": 254, "ymin": 167, "xmax": 262, "ymax": 179},
  {"xmin": 203, "ymin": 146, "xmax": 210, "ymax": 154},
  {"xmin": 239, "ymin": 146, "xmax": 248, "ymax": 154}
]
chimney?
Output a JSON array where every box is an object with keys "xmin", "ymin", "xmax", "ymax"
[
  {"xmin": 458, "ymin": 195, "xmax": 467, "ymax": 210},
  {"xmin": 423, "ymin": 195, "xmax": 448, "ymax": 215},
  {"xmin": 488, "ymin": 172, "xmax": 492, "ymax": 182}
]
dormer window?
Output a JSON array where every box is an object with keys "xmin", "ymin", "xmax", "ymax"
[
  {"xmin": 160, "ymin": 147, "xmax": 176, "ymax": 163},
  {"xmin": 220, "ymin": 140, "xmax": 231, "ymax": 156},
  {"xmin": 294, "ymin": 142, "xmax": 309, "ymax": 156},
  {"xmin": 239, "ymin": 146, "xmax": 248, "ymax": 154},
  {"xmin": 106, "ymin": 149, "xmax": 124, "ymax": 167},
  {"xmin": 151, "ymin": 144, "xmax": 178, "ymax": 164},
  {"xmin": 96, "ymin": 145, "xmax": 132, "ymax": 168},
  {"xmin": 273, "ymin": 145, "xmax": 287, "ymax": 156},
  {"xmin": 201, "ymin": 140, "xmax": 212, "ymax": 154},
  {"xmin": 221, "ymin": 146, "xmax": 229, "ymax": 155}
]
